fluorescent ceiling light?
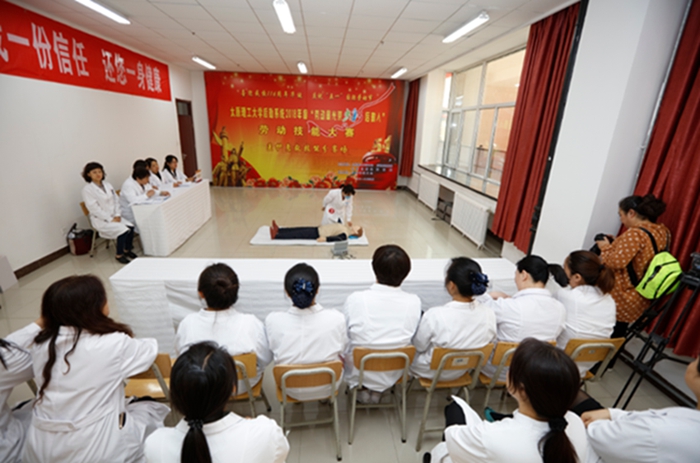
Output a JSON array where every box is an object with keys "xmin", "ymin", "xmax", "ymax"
[
  {"xmin": 192, "ymin": 56, "xmax": 216, "ymax": 70},
  {"xmin": 75, "ymin": 0, "xmax": 130, "ymax": 25},
  {"xmin": 297, "ymin": 62, "xmax": 308, "ymax": 74},
  {"xmin": 391, "ymin": 67, "xmax": 407, "ymax": 79},
  {"xmin": 442, "ymin": 12, "xmax": 489, "ymax": 44},
  {"xmin": 273, "ymin": 0, "xmax": 296, "ymax": 34}
]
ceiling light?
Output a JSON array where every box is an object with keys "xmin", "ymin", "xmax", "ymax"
[
  {"xmin": 192, "ymin": 56, "xmax": 216, "ymax": 70},
  {"xmin": 273, "ymin": 0, "xmax": 296, "ymax": 34},
  {"xmin": 297, "ymin": 62, "xmax": 308, "ymax": 74},
  {"xmin": 391, "ymin": 67, "xmax": 407, "ymax": 79},
  {"xmin": 442, "ymin": 12, "xmax": 489, "ymax": 44},
  {"xmin": 74, "ymin": 0, "xmax": 130, "ymax": 25}
]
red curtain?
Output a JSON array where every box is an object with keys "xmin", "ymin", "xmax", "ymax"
[
  {"xmin": 633, "ymin": 0, "xmax": 700, "ymax": 357},
  {"xmin": 492, "ymin": 3, "xmax": 580, "ymax": 252},
  {"xmin": 399, "ymin": 79, "xmax": 420, "ymax": 177}
]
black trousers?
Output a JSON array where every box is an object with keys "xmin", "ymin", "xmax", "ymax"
[
  {"xmin": 275, "ymin": 227, "xmax": 319, "ymax": 240},
  {"xmin": 116, "ymin": 227, "xmax": 134, "ymax": 254}
]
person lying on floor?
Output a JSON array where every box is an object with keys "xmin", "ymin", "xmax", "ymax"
[{"xmin": 269, "ymin": 220, "xmax": 363, "ymax": 242}]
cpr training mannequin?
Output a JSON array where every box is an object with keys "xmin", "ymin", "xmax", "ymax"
[
  {"xmin": 269, "ymin": 220, "xmax": 363, "ymax": 242},
  {"xmin": 145, "ymin": 342, "xmax": 289, "ymax": 463},
  {"xmin": 321, "ymin": 184, "xmax": 355, "ymax": 225}
]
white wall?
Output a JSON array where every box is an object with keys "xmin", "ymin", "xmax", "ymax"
[
  {"xmin": 190, "ymin": 71, "xmax": 213, "ymax": 181},
  {"xmin": 532, "ymin": 0, "xmax": 688, "ymax": 263},
  {"xmin": 0, "ymin": 64, "xmax": 193, "ymax": 270}
]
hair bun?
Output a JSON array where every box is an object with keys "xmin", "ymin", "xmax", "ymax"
[
  {"xmin": 293, "ymin": 278, "xmax": 314, "ymax": 295},
  {"xmin": 470, "ymin": 272, "xmax": 489, "ymax": 296}
]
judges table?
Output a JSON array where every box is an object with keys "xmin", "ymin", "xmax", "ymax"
[
  {"xmin": 110, "ymin": 258, "xmax": 517, "ymax": 354},
  {"xmin": 132, "ymin": 181, "xmax": 211, "ymax": 256}
]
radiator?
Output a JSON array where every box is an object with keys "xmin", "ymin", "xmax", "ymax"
[
  {"xmin": 418, "ymin": 176, "xmax": 439, "ymax": 210},
  {"xmin": 451, "ymin": 193, "xmax": 491, "ymax": 249}
]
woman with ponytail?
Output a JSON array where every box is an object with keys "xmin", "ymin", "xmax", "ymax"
[
  {"xmin": 430, "ymin": 338, "xmax": 591, "ymax": 463},
  {"xmin": 595, "ymin": 194, "xmax": 671, "ymax": 338},
  {"xmin": 264, "ymin": 263, "xmax": 347, "ymax": 401},
  {"xmin": 556, "ymin": 251, "xmax": 616, "ymax": 374},
  {"xmin": 15, "ymin": 275, "xmax": 169, "ymax": 463},
  {"xmin": 175, "ymin": 263, "xmax": 272, "ymax": 396},
  {"xmin": 145, "ymin": 342, "xmax": 289, "ymax": 463},
  {"xmin": 478, "ymin": 255, "xmax": 568, "ymax": 382},
  {"xmin": 411, "ymin": 257, "xmax": 496, "ymax": 380}
]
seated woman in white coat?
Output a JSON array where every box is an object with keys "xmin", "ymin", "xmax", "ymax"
[
  {"xmin": 428, "ymin": 338, "xmax": 592, "ymax": 463},
  {"xmin": 145, "ymin": 157, "xmax": 164, "ymax": 190},
  {"xmin": 145, "ymin": 342, "xmax": 289, "ymax": 463},
  {"xmin": 265, "ymin": 263, "xmax": 347, "ymax": 401},
  {"xmin": 120, "ymin": 167, "xmax": 170, "ymax": 234},
  {"xmin": 411, "ymin": 257, "xmax": 496, "ymax": 381},
  {"xmin": 81, "ymin": 162, "xmax": 136, "ymax": 264},
  {"xmin": 321, "ymin": 184, "xmax": 355, "ymax": 225},
  {"xmin": 162, "ymin": 155, "xmax": 199, "ymax": 187},
  {"xmin": 478, "ymin": 255, "xmax": 568, "ymax": 382},
  {"xmin": 556, "ymin": 250, "xmax": 616, "ymax": 375},
  {"xmin": 175, "ymin": 263, "xmax": 272, "ymax": 395},
  {"xmin": 343, "ymin": 245, "xmax": 422, "ymax": 403},
  {"xmin": 581, "ymin": 355, "xmax": 700, "ymax": 463},
  {"xmin": 0, "ymin": 338, "xmax": 34, "ymax": 463},
  {"xmin": 16, "ymin": 275, "xmax": 169, "ymax": 463}
]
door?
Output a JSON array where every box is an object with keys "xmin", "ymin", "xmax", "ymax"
[{"xmin": 176, "ymin": 99, "xmax": 197, "ymax": 177}]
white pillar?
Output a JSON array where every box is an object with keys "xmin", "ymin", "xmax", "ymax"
[{"xmin": 532, "ymin": 0, "xmax": 688, "ymax": 263}]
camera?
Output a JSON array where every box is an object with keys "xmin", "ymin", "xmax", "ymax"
[
  {"xmin": 590, "ymin": 233, "xmax": 614, "ymax": 255},
  {"xmin": 689, "ymin": 253, "xmax": 700, "ymax": 278}
]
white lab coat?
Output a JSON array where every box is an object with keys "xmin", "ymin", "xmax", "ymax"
[
  {"xmin": 15, "ymin": 323, "xmax": 169, "ymax": 463},
  {"xmin": 81, "ymin": 181, "xmax": 132, "ymax": 239},
  {"xmin": 149, "ymin": 172, "xmax": 164, "ymax": 190},
  {"xmin": 175, "ymin": 308, "xmax": 273, "ymax": 395},
  {"xmin": 556, "ymin": 286, "xmax": 616, "ymax": 375},
  {"xmin": 265, "ymin": 304, "xmax": 347, "ymax": 401},
  {"xmin": 587, "ymin": 407, "xmax": 700, "ymax": 463},
  {"xmin": 321, "ymin": 189, "xmax": 353, "ymax": 225},
  {"xmin": 162, "ymin": 168, "xmax": 187, "ymax": 185},
  {"xmin": 0, "ymin": 338, "xmax": 33, "ymax": 463},
  {"xmin": 478, "ymin": 288, "xmax": 566, "ymax": 382},
  {"xmin": 411, "ymin": 300, "xmax": 497, "ymax": 381},
  {"xmin": 119, "ymin": 177, "xmax": 153, "ymax": 233},
  {"xmin": 144, "ymin": 412, "xmax": 289, "ymax": 463},
  {"xmin": 431, "ymin": 396, "xmax": 593, "ymax": 463},
  {"xmin": 342, "ymin": 284, "xmax": 422, "ymax": 391}
]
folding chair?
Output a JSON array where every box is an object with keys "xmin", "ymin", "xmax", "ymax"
[
  {"xmin": 80, "ymin": 201, "xmax": 115, "ymax": 258},
  {"xmin": 273, "ymin": 361, "xmax": 343, "ymax": 461},
  {"xmin": 124, "ymin": 353, "xmax": 172, "ymax": 403},
  {"xmin": 347, "ymin": 346, "xmax": 416, "ymax": 445},
  {"xmin": 230, "ymin": 352, "xmax": 271, "ymax": 417},
  {"xmin": 415, "ymin": 344, "xmax": 494, "ymax": 451},
  {"xmin": 478, "ymin": 340, "xmax": 557, "ymax": 406},
  {"xmin": 564, "ymin": 337, "xmax": 625, "ymax": 388},
  {"xmin": 478, "ymin": 341, "xmax": 518, "ymax": 406}
]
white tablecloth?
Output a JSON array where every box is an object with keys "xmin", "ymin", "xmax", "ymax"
[
  {"xmin": 110, "ymin": 258, "xmax": 516, "ymax": 354},
  {"xmin": 132, "ymin": 181, "xmax": 211, "ymax": 256}
]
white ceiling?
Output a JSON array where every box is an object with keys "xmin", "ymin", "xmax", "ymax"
[{"xmin": 14, "ymin": 0, "xmax": 576, "ymax": 80}]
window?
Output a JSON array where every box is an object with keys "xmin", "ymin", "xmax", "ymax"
[{"xmin": 433, "ymin": 49, "xmax": 525, "ymax": 199}]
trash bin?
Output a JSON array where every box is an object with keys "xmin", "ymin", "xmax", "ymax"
[{"xmin": 67, "ymin": 223, "xmax": 93, "ymax": 256}]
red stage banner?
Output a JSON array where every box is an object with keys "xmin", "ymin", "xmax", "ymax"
[
  {"xmin": 0, "ymin": 1, "xmax": 171, "ymax": 100},
  {"xmin": 205, "ymin": 72, "xmax": 405, "ymax": 189}
]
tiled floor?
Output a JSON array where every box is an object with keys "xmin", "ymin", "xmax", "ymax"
[{"xmin": 2, "ymin": 187, "xmax": 681, "ymax": 462}]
